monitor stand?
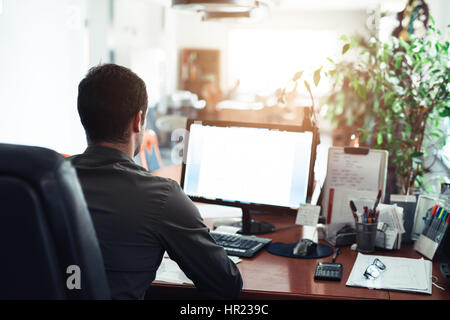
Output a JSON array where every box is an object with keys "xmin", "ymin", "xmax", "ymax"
[{"xmin": 239, "ymin": 207, "xmax": 275, "ymax": 235}]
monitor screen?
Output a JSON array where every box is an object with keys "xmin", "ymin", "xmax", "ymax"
[{"xmin": 182, "ymin": 121, "xmax": 314, "ymax": 210}]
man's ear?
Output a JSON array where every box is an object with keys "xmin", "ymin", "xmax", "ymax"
[{"xmin": 132, "ymin": 110, "xmax": 143, "ymax": 133}]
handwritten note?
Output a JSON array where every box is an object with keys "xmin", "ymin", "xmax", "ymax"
[
  {"xmin": 321, "ymin": 148, "xmax": 387, "ymax": 221},
  {"xmin": 327, "ymin": 150, "xmax": 382, "ymax": 191},
  {"xmin": 295, "ymin": 204, "xmax": 320, "ymax": 227}
]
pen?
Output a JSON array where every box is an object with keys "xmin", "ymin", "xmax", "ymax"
[
  {"xmin": 374, "ymin": 209, "xmax": 380, "ymax": 223},
  {"xmin": 349, "ymin": 201, "xmax": 359, "ymax": 223},
  {"xmin": 372, "ymin": 189, "xmax": 382, "ymax": 215},
  {"xmin": 332, "ymin": 248, "xmax": 341, "ymax": 263},
  {"xmin": 363, "ymin": 206, "xmax": 368, "ymax": 224}
]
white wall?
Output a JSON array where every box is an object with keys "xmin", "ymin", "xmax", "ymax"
[
  {"xmin": 428, "ymin": 0, "xmax": 450, "ymax": 39},
  {"xmin": 87, "ymin": 0, "xmax": 110, "ymax": 66},
  {"xmin": 172, "ymin": 8, "xmax": 368, "ymax": 91},
  {"xmin": 110, "ymin": 0, "xmax": 174, "ymax": 108},
  {"xmin": 0, "ymin": 0, "xmax": 89, "ymax": 154}
]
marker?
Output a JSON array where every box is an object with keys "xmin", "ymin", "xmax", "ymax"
[
  {"xmin": 429, "ymin": 207, "xmax": 444, "ymax": 239},
  {"xmin": 432, "ymin": 207, "xmax": 444, "ymax": 240},
  {"xmin": 423, "ymin": 205, "xmax": 438, "ymax": 237},
  {"xmin": 440, "ymin": 211, "xmax": 450, "ymax": 240},
  {"xmin": 434, "ymin": 209, "xmax": 449, "ymax": 242}
]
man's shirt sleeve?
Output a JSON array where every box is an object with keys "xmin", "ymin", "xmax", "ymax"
[{"xmin": 155, "ymin": 180, "xmax": 243, "ymax": 299}]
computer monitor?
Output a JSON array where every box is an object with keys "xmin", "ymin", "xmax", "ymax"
[{"xmin": 180, "ymin": 119, "xmax": 318, "ymax": 235}]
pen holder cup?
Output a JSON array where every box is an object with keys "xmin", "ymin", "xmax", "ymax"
[{"xmin": 355, "ymin": 223, "xmax": 377, "ymax": 253}]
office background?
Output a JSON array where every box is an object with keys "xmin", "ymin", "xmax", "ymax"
[{"xmin": 0, "ymin": 0, "xmax": 448, "ymax": 191}]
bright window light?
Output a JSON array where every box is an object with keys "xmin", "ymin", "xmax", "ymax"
[{"xmin": 228, "ymin": 29, "xmax": 339, "ymax": 95}]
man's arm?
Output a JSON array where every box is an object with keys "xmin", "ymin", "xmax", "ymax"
[{"xmin": 155, "ymin": 180, "xmax": 243, "ymax": 299}]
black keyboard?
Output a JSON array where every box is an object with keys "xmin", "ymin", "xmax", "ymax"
[{"xmin": 210, "ymin": 231, "xmax": 272, "ymax": 258}]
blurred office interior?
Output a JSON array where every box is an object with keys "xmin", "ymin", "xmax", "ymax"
[{"xmin": 0, "ymin": 0, "xmax": 448, "ymax": 193}]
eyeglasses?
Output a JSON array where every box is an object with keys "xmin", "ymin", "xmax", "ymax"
[{"xmin": 363, "ymin": 258, "xmax": 386, "ymax": 279}]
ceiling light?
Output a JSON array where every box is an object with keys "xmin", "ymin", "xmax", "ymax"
[
  {"xmin": 201, "ymin": 1, "xmax": 269, "ymax": 22},
  {"xmin": 172, "ymin": 0, "xmax": 259, "ymax": 13}
]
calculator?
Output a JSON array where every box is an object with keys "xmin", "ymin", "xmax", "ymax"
[{"xmin": 314, "ymin": 262, "xmax": 343, "ymax": 281}]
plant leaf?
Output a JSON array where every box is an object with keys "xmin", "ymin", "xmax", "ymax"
[
  {"xmin": 313, "ymin": 67, "xmax": 322, "ymax": 86},
  {"xmin": 304, "ymin": 80, "xmax": 311, "ymax": 94},
  {"xmin": 292, "ymin": 71, "xmax": 304, "ymax": 81},
  {"xmin": 377, "ymin": 133, "xmax": 383, "ymax": 145},
  {"xmin": 339, "ymin": 34, "xmax": 348, "ymax": 41},
  {"xmin": 357, "ymin": 85, "xmax": 366, "ymax": 99},
  {"xmin": 342, "ymin": 43, "xmax": 350, "ymax": 55}
]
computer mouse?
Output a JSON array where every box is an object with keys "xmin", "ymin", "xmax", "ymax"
[{"xmin": 293, "ymin": 239, "xmax": 317, "ymax": 257}]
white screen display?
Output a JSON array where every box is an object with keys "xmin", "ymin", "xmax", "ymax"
[{"xmin": 183, "ymin": 123, "xmax": 313, "ymax": 208}]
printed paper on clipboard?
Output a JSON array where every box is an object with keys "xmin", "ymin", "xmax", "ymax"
[
  {"xmin": 321, "ymin": 147, "xmax": 388, "ymax": 224},
  {"xmin": 327, "ymin": 188, "xmax": 378, "ymax": 224}
]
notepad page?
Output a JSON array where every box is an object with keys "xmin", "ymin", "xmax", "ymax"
[
  {"xmin": 326, "ymin": 150, "xmax": 382, "ymax": 191},
  {"xmin": 321, "ymin": 148, "xmax": 385, "ymax": 220}
]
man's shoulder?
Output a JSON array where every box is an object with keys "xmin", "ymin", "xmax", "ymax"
[{"xmin": 67, "ymin": 152, "xmax": 180, "ymax": 198}]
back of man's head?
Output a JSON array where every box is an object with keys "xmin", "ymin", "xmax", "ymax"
[{"xmin": 77, "ymin": 64, "xmax": 148, "ymax": 144}]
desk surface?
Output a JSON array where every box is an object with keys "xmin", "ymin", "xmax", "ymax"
[{"xmin": 151, "ymin": 165, "xmax": 450, "ymax": 300}]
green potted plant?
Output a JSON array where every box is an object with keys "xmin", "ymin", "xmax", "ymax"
[
  {"xmin": 280, "ymin": 21, "xmax": 449, "ymax": 195},
  {"xmin": 337, "ymin": 22, "xmax": 449, "ymax": 195}
]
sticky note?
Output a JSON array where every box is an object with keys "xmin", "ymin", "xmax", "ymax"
[{"xmin": 295, "ymin": 204, "xmax": 321, "ymax": 227}]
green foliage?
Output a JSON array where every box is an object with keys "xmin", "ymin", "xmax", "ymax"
[
  {"xmin": 324, "ymin": 23, "xmax": 449, "ymax": 194},
  {"xmin": 278, "ymin": 21, "xmax": 449, "ymax": 194}
]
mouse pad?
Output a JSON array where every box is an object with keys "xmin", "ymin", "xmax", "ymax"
[{"xmin": 266, "ymin": 242, "xmax": 334, "ymax": 259}]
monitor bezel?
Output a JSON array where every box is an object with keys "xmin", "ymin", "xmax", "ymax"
[{"xmin": 180, "ymin": 119, "xmax": 318, "ymax": 215}]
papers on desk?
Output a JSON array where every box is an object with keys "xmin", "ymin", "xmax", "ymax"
[
  {"xmin": 375, "ymin": 204, "xmax": 405, "ymax": 250},
  {"xmin": 155, "ymin": 252, "xmax": 242, "ymax": 285},
  {"xmin": 195, "ymin": 203, "xmax": 242, "ymax": 219},
  {"xmin": 346, "ymin": 253, "xmax": 432, "ymax": 294}
]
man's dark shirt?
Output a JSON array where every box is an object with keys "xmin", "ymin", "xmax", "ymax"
[{"xmin": 69, "ymin": 145, "xmax": 242, "ymax": 299}]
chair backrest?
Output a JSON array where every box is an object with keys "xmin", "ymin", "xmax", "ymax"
[
  {"xmin": 137, "ymin": 129, "xmax": 162, "ymax": 172},
  {"xmin": 0, "ymin": 143, "xmax": 110, "ymax": 299}
]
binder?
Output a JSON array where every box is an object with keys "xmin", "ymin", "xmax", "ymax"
[{"xmin": 321, "ymin": 147, "xmax": 389, "ymax": 224}]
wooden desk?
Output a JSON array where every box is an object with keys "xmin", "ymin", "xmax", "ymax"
[{"xmin": 151, "ymin": 165, "xmax": 450, "ymax": 300}]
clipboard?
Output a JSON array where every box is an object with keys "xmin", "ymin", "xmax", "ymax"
[{"xmin": 321, "ymin": 147, "xmax": 389, "ymax": 224}]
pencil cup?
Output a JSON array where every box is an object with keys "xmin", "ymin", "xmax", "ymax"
[{"xmin": 355, "ymin": 223, "xmax": 377, "ymax": 253}]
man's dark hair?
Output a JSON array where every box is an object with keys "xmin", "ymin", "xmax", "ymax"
[{"xmin": 77, "ymin": 63, "xmax": 148, "ymax": 143}]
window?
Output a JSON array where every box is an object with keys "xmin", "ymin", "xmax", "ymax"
[{"xmin": 228, "ymin": 29, "xmax": 339, "ymax": 96}]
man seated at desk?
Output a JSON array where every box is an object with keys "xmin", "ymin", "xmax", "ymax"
[{"xmin": 69, "ymin": 63, "xmax": 242, "ymax": 300}]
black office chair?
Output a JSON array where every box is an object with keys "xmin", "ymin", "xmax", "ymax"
[{"xmin": 0, "ymin": 143, "xmax": 110, "ymax": 299}]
